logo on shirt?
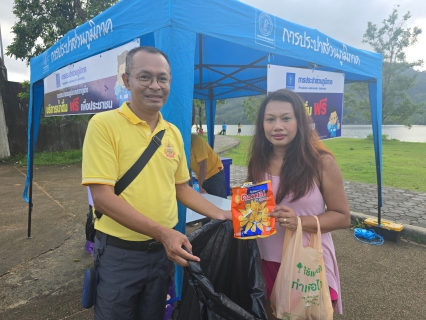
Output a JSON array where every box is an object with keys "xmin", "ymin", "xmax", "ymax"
[{"xmin": 164, "ymin": 140, "xmax": 175, "ymax": 159}]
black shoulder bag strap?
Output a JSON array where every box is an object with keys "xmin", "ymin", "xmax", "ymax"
[{"xmin": 94, "ymin": 129, "xmax": 165, "ymax": 219}]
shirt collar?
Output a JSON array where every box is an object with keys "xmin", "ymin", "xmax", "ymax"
[{"xmin": 117, "ymin": 102, "xmax": 169, "ymax": 131}]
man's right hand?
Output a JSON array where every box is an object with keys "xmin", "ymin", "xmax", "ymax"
[{"xmin": 159, "ymin": 228, "xmax": 200, "ymax": 267}]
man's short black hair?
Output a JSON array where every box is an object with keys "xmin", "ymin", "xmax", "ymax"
[{"xmin": 125, "ymin": 46, "xmax": 171, "ymax": 75}]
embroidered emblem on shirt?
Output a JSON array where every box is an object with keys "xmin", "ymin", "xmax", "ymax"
[{"xmin": 164, "ymin": 140, "xmax": 175, "ymax": 158}]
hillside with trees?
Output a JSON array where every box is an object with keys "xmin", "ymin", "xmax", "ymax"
[
  {"xmin": 407, "ymin": 70, "xmax": 426, "ymax": 124},
  {"xmin": 215, "ymin": 97, "xmax": 255, "ymax": 125},
  {"xmin": 344, "ymin": 7, "xmax": 424, "ymax": 127}
]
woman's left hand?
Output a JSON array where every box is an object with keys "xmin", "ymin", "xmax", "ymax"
[{"xmin": 269, "ymin": 205, "xmax": 298, "ymax": 231}]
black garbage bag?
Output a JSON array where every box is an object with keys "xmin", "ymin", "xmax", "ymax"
[{"xmin": 176, "ymin": 220, "xmax": 267, "ymax": 320}]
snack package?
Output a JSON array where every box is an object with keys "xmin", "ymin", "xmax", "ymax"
[{"xmin": 231, "ymin": 181, "xmax": 276, "ymax": 239}]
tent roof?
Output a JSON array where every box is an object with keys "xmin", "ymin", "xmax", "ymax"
[{"xmin": 30, "ymin": 0, "xmax": 382, "ymax": 97}]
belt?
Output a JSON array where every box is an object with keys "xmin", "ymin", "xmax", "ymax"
[{"xmin": 96, "ymin": 231, "xmax": 164, "ymax": 252}]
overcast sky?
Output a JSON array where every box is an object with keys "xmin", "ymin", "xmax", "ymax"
[{"xmin": 0, "ymin": 0, "xmax": 425, "ymax": 82}]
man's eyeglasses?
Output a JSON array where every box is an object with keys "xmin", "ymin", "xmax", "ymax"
[{"xmin": 127, "ymin": 74, "xmax": 171, "ymax": 88}]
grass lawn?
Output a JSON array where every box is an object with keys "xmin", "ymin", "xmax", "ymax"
[
  {"xmin": 7, "ymin": 149, "xmax": 83, "ymax": 166},
  {"xmin": 6, "ymin": 135, "xmax": 426, "ymax": 192},
  {"xmin": 324, "ymin": 138, "xmax": 426, "ymax": 192}
]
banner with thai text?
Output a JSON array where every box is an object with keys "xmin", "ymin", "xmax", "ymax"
[
  {"xmin": 267, "ymin": 65, "xmax": 344, "ymax": 139},
  {"xmin": 43, "ymin": 39, "xmax": 139, "ymax": 117}
]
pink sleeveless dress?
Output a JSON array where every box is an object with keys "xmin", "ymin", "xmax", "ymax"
[{"xmin": 257, "ymin": 175, "xmax": 343, "ymax": 314}]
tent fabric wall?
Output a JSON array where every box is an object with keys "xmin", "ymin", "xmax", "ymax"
[{"xmin": 23, "ymin": 0, "xmax": 383, "ymax": 298}]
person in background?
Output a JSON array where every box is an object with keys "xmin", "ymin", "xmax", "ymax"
[
  {"xmin": 246, "ymin": 89, "xmax": 350, "ymax": 319},
  {"xmin": 190, "ymin": 135, "xmax": 227, "ymax": 198},
  {"xmin": 190, "ymin": 132, "xmax": 227, "ymax": 224},
  {"xmin": 82, "ymin": 46, "xmax": 231, "ymax": 320},
  {"xmin": 219, "ymin": 122, "xmax": 227, "ymax": 135},
  {"xmin": 237, "ymin": 122, "xmax": 242, "ymax": 135},
  {"xmin": 190, "ymin": 105, "xmax": 227, "ymax": 225}
]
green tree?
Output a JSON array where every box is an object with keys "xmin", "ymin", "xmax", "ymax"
[
  {"xmin": 6, "ymin": 0, "xmax": 118, "ymax": 64},
  {"xmin": 345, "ymin": 6, "xmax": 424, "ymax": 127},
  {"xmin": 242, "ymin": 95, "xmax": 264, "ymax": 124},
  {"xmin": 6, "ymin": 0, "xmax": 117, "ymax": 127},
  {"xmin": 194, "ymin": 99, "xmax": 205, "ymax": 128},
  {"xmin": 17, "ymin": 80, "xmax": 30, "ymax": 100}
]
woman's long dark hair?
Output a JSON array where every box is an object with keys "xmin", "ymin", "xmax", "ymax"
[{"xmin": 247, "ymin": 89, "xmax": 331, "ymax": 203}]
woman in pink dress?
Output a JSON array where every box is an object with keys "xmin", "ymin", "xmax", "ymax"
[{"xmin": 247, "ymin": 89, "xmax": 350, "ymax": 319}]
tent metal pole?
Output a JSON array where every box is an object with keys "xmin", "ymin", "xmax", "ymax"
[
  {"xmin": 208, "ymin": 88, "xmax": 214, "ymax": 149},
  {"xmin": 378, "ymin": 205, "xmax": 381, "ymax": 225},
  {"xmin": 377, "ymin": 137, "xmax": 382, "ymax": 225},
  {"xmin": 198, "ymin": 34, "xmax": 203, "ymax": 88},
  {"xmin": 27, "ymin": 104, "xmax": 34, "ymax": 239}
]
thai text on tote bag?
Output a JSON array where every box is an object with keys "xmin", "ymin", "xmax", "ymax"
[{"xmin": 270, "ymin": 216, "xmax": 333, "ymax": 320}]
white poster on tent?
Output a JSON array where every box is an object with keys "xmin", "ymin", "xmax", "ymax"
[
  {"xmin": 267, "ymin": 65, "xmax": 345, "ymax": 140},
  {"xmin": 43, "ymin": 39, "xmax": 140, "ymax": 117}
]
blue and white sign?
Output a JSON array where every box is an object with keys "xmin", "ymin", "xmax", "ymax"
[
  {"xmin": 43, "ymin": 40, "xmax": 139, "ymax": 117},
  {"xmin": 267, "ymin": 65, "xmax": 345, "ymax": 140}
]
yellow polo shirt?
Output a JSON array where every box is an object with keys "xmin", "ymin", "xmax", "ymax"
[
  {"xmin": 190, "ymin": 134, "xmax": 223, "ymax": 180},
  {"xmin": 82, "ymin": 103, "xmax": 190, "ymax": 241}
]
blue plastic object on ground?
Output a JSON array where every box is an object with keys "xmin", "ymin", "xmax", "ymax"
[{"xmin": 354, "ymin": 228, "xmax": 384, "ymax": 245}]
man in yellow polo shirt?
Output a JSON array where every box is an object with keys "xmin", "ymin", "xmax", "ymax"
[{"xmin": 82, "ymin": 46, "xmax": 230, "ymax": 320}]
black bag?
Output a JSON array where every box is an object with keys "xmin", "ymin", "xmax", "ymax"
[
  {"xmin": 81, "ymin": 266, "xmax": 98, "ymax": 309},
  {"xmin": 85, "ymin": 208, "xmax": 96, "ymax": 243},
  {"xmin": 176, "ymin": 220, "xmax": 267, "ymax": 320}
]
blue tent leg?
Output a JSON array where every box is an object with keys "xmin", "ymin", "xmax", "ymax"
[
  {"xmin": 205, "ymin": 94, "xmax": 217, "ymax": 148},
  {"xmin": 24, "ymin": 81, "xmax": 44, "ymax": 237},
  {"xmin": 174, "ymin": 203, "xmax": 187, "ymax": 299},
  {"xmin": 154, "ymin": 26, "xmax": 196, "ymax": 299},
  {"xmin": 27, "ymin": 94, "xmax": 34, "ymax": 239},
  {"xmin": 368, "ymin": 80, "xmax": 383, "ymax": 225}
]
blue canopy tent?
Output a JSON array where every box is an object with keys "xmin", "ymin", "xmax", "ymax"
[{"xmin": 23, "ymin": 0, "xmax": 383, "ymax": 295}]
